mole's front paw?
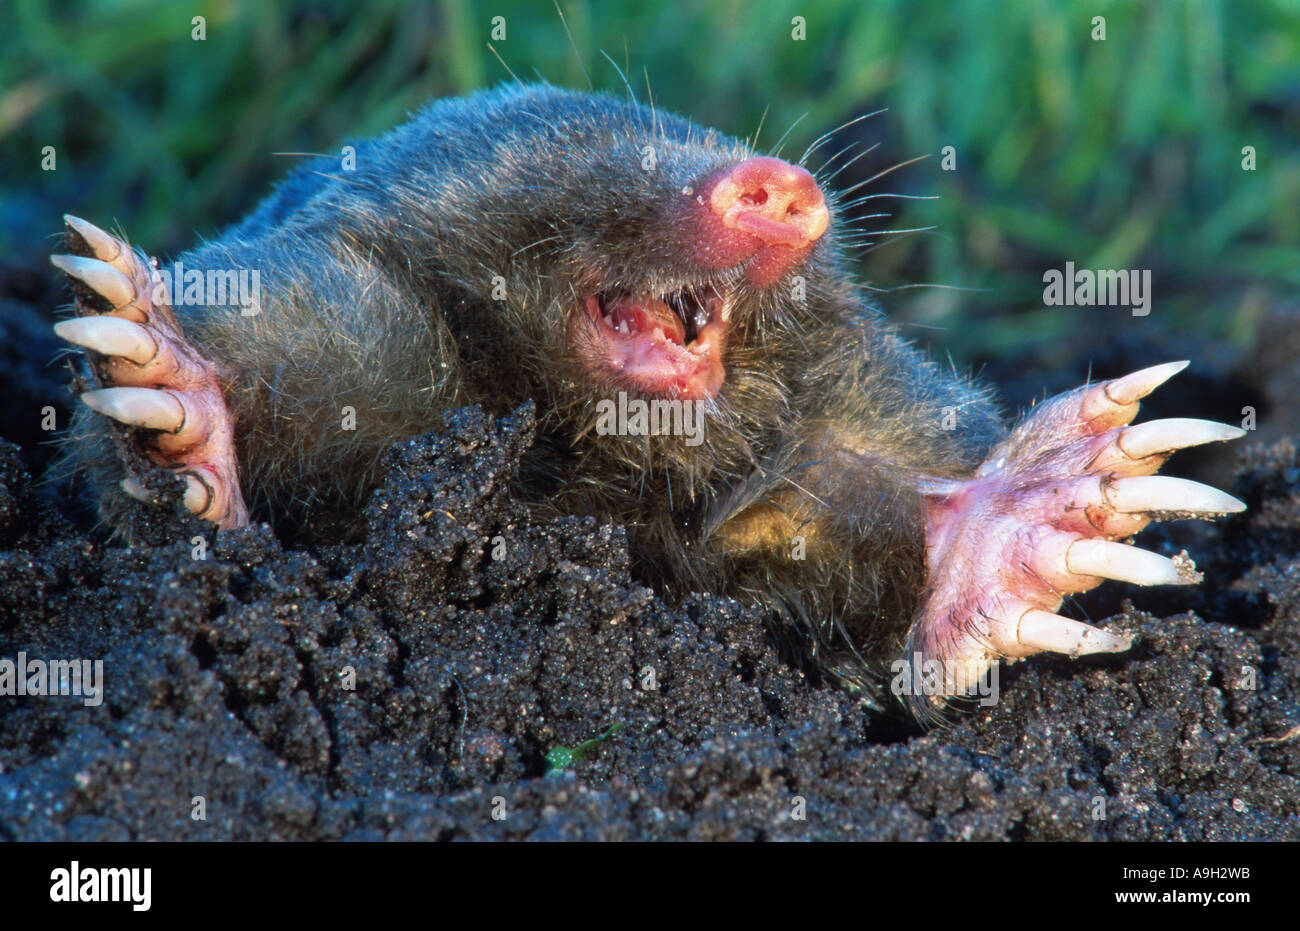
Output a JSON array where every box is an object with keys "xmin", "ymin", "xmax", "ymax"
[
  {"xmin": 908, "ymin": 361, "xmax": 1244, "ymax": 713},
  {"xmin": 52, "ymin": 216, "xmax": 249, "ymax": 529}
]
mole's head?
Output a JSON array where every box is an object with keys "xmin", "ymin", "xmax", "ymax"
[
  {"xmin": 567, "ymin": 149, "xmax": 830, "ymax": 402},
  {"xmin": 385, "ymin": 84, "xmax": 837, "ymax": 421}
]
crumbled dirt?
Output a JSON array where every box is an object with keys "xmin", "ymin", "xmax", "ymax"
[{"xmin": 2, "ymin": 368, "xmax": 1297, "ymax": 839}]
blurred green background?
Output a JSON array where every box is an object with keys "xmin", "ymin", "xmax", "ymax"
[{"xmin": 2, "ymin": 0, "xmax": 1297, "ymax": 364}]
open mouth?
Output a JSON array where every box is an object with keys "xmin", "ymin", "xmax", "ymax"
[{"xmin": 577, "ymin": 284, "xmax": 729, "ymax": 400}]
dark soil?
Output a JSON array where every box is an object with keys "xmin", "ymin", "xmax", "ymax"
[{"xmin": 1, "ymin": 291, "xmax": 1298, "ymax": 841}]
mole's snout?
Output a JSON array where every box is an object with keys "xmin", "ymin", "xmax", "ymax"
[{"xmin": 708, "ymin": 156, "xmax": 829, "ymax": 250}]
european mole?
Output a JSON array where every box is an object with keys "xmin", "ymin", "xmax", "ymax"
[{"xmin": 50, "ymin": 84, "xmax": 1246, "ymax": 719}]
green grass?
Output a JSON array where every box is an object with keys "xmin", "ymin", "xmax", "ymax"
[{"xmin": 3, "ymin": 0, "xmax": 1296, "ymax": 359}]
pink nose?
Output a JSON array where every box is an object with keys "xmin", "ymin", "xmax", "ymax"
[{"xmin": 708, "ymin": 156, "xmax": 829, "ymax": 249}]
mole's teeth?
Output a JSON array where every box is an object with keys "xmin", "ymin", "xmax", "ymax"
[
  {"xmin": 80, "ymin": 387, "xmax": 185, "ymax": 432},
  {"xmin": 1104, "ymin": 475, "xmax": 1246, "ymax": 516},
  {"xmin": 63, "ymin": 215, "xmax": 124, "ymax": 265},
  {"xmin": 1015, "ymin": 608, "xmax": 1133, "ymax": 658},
  {"xmin": 1065, "ymin": 538, "xmax": 1197, "ymax": 586},
  {"xmin": 1117, "ymin": 418, "xmax": 1246, "ymax": 459},
  {"xmin": 53, "ymin": 316, "xmax": 157, "ymax": 365},
  {"xmin": 50, "ymin": 254, "xmax": 136, "ymax": 309}
]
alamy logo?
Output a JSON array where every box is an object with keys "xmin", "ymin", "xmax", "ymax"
[
  {"xmin": 1042, "ymin": 261, "xmax": 1151, "ymax": 316},
  {"xmin": 890, "ymin": 652, "xmax": 1000, "ymax": 707},
  {"xmin": 49, "ymin": 861, "xmax": 151, "ymax": 911},
  {"xmin": 0, "ymin": 652, "xmax": 103, "ymax": 707},
  {"xmin": 595, "ymin": 391, "xmax": 706, "ymax": 447},
  {"xmin": 152, "ymin": 259, "xmax": 261, "ymax": 314}
]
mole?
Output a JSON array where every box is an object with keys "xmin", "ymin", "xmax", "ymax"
[{"xmin": 49, "ymin": 84, "xmax": 1246, "ymax": 718}]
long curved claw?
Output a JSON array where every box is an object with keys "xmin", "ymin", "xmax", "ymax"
[
  {"xmin": 1013, "ymin": 607, "xmax": 1133, "ymax": 658},
  {"xmin": 63, "ymin": 214, "xmax": 130, "ymax": 272},
  {"xmin": 119, "ymin": 476, "xmax": 153, "ymax": 505},
  {"xmin": 1119, "ymin": 418, "xmax": 1245, "ymax": 459},
  {"xmin": 182, "ymin": 471, "xmax": 213, "ymax": 517},
  {"xmin": 1105, "ymin": 475, "xmax": 1247, "ymax": 517},
  {"xmin": 54, "ymin": 317, "xmax": 158, "ymax": 366},
  {"xmin": 1102, "ymin": 360, "xmax": 1189, "ymax": 405},
  {"xmin": 120, "ymin": 469, "xmax": 224, "ymax": 523},
  {"xmin": 1065, "ymin": 537, "xmax": 1199, "ymax": 587},
  {"xmin": 120, "ymin": 467, "xmax": 240, "ymax": 527},
  {"xmin": 50, "ymin": 254, "xmax": 136, "ymax": 310},
  {"xmin": 80, "ymin": 387, "xmax": 185, "ymax": 433},
  {"xmin": 1026, "ymin": 531, "xmax": 1200, "ymax": 594},
  {"xmin": 1089, "ymin": 418, "xmax": 1245, "ymax": 474},
  {"xmin": 1079, "ymin": 360, "xmax": 1189, "ymax": 430}
]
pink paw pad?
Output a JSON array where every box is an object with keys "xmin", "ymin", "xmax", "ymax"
[
  {"xmin": 52, "ymin": 216, "xmax": 248, "ymax": 529},
  {"xmin": 912, "ymin": 361, "xmax": 1245, "ymax": 707}
]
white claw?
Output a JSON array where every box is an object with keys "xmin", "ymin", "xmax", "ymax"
[
  {"xmin": 80, "ymin": 387, "xmax": 184, "ymax": 432},
  {"xmin": 120, "ymin": 476, "xmax": 152, "ymax": 504},
  {"xmin": 1104, "ymin": 361, "xmax": 1189, "ymax": 406},
  {"xmin": 1016, "ymin": 608, "xmax": 1133, "ymax": 657},
  {"xmin": 50, "ymin": 254, "xmax": 136, "ymax": 308},
  {"xmin": 121, "ymin": 472, "xmax": 211, "ymax": 517},
  {"xmin": 182, "ymin": 472, "xmax": 212, "ymax": 516},
  {"xmin": 1106, "ymin": 475, "xmax": 1246, "ymax": 516},
  {"xmin": 64, "ymin": 215, "xmax": 123, "ymax": 264},
  {"xmin": 1118, "ymin": 418, "xmax": 1246, "ymax": 460},
  {"xmin": 53, "ymin": 317, "xmax": 157, "ymax": 365},
  {"xmin": 1066, "ymin": 538, "xmax": 1198, "ymax": 586}
]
